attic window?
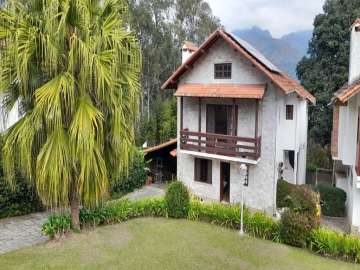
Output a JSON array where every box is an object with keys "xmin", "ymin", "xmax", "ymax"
[{"xmin": 214, "ymin": 63, "xmax": 232, "ymax": 79}]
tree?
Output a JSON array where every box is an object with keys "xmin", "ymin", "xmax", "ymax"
[
  {"xmin": 297, "ymin": 0, "xmax": 360, "ymax": 146},
  {"xmin": 128, "ymin": 0, "xmax": 220, "ymax": 146},
  {"xmin": 0, "ymin": 0, "xmax": 141, "ymax": 229}
]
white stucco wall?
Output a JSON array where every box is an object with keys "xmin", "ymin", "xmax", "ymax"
[
  {"xmin": 334, "ymin": 92, "xmax": 360, "ymax": 232},
  {"xmin": 0, "ymin": 100, "xmax": 19, "ymax": 132},
  {"xmin": 181, "ymin": 39, "xmax": 267, "ymax": 85},
  {"xmin": 349, "ymin": 25, "xmax": 360, "ymax": 85}
]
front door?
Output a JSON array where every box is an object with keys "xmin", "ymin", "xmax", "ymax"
[{"xmin": 220, "ymin": 162, "xmax": 230, "ymax": 202}]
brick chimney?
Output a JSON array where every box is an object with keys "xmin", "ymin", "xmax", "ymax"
[
  {"xmin": 349, "ymin": 19, "xmax": 360, "ymax": 85},
  {"xmin": 181, "ymin": 41, "xmax": 198, "ymax": 64}
]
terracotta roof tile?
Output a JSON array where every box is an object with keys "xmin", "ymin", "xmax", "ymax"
[
  {"xmin": 175, "ymin": 84, "xmax": 266, "ymax": 99},
  {"xmin": 334, "ymin": 79, "xmax": 360, "ymax": 103},
  {"xmin": 162, "ymin": 28, "xmax": 316, "ymax": 104},
  {"xmin": 182, "ymin": 41, "xmax": 198, "ymax": 52}
]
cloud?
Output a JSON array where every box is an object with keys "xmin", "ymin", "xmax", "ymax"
[{"xmin": 205, "ymin": 0, "xmax": 325, "ymax": 37}]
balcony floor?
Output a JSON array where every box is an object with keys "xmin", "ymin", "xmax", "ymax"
[{"xmin": 180, "ymin": 149, "xmax": 260, "ymax": 165}]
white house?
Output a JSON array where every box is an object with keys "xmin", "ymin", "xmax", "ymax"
[
  {"xmin": 331, "ymin": 19, "xmax": 360, "ymax": 233},
  {"xmin": 0, "ymin": 100, "xmax": 19, "ymax": 132},
  {"xmin": 162, "ymin": 28, "xmax": 315, "ymax": 214}
]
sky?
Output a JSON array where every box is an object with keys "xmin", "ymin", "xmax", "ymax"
[{"xmin": 205, "ymin": 0, "xmax": 326, "ymax": 38}]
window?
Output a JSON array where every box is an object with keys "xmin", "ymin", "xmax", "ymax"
[
  {"xmin": 194, "ymin": 158, "xmax": 212, "ymax": 184},
  {"xmin": 286, "ymin": 105, "xmax": 294, "ymax": 120},
  {"xmin": 214, "ymin": 63, "xmax": 232, "ymax": 79}
]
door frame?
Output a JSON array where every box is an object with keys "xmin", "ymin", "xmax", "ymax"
[{"xmin": 220, "ymin": 162, "xmax": 230, "ymax": 202}]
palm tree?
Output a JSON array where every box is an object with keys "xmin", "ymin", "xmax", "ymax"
[{"xmin": 0, "ymin": 0, "xmax": 141, "ymax": 229}]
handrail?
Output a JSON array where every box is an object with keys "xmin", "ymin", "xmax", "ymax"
[{"xmin": 180, "ymin": 129, "xmax": 261, "ymax": 159}]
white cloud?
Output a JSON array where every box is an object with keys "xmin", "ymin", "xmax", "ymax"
[{"xmin": 205, "ymin": 0, "xmax": 325, "ymax": 37}]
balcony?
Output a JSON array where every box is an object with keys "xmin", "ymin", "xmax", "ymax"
[{"xmin": 180, "ymin": 129, "xmax": 261, "ymax": 162}]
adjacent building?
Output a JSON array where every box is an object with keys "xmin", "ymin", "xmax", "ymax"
[
  {"xmin": 162, "ymin": 28, "xmax": 315, "ymax": 213},
  {"xmin": 331, "ymin": 19, "xmax": 360, "ymax": 233}
]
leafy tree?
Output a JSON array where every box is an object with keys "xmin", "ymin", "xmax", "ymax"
[
  {"xmin": 0, "ymin": 0, "xmax": 141, "ymax": 229},
  {"xmin": 137, "ymin": 97, "xmax": 176, "ymax": 146},
  {"xmin": 128, "ymin": 0, "xmax": 220, "ymax": 146},
  {"xmin": 297, "ymin": 0, "xmax": 360, "ymax": 146}
]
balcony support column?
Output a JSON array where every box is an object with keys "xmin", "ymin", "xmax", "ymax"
[
  {"xmin": 255, "ymin": 100, "xmax": 259, "ymax": 138},
  {"xmin": 180, "ymin": 97, "xmax": 183, "ymax": 131},
  {"xmin": 232, "ymin": 99, "xmax": 236, "ymax": 136},
  {"xmin": 198, "ymin": 98, "xmax": 201, "ymax": 148},
  {"xmin": 198, "ymin": 98, "xmax": 201, "ymax": 133}
]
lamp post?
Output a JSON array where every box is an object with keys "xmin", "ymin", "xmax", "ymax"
[{"xmin": 239, "ymin": 163, "xmax": 247, "ymax": 236}]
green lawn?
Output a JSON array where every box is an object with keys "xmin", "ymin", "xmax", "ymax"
[{"xmin": 0, "ymin": 218, "xmax": 359, "ymax": 270}]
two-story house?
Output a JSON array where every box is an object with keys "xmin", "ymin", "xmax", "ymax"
[
  {"xmin": 332, "ymin": 19, "xmax": 360, "ymax": 233},
  {"xmin": 162, "ymin": 28, "xmax": 315, "ymax": 213}
]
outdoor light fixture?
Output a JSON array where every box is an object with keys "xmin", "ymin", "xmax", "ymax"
[{"xmin": 239, "ymin": 163, "xmax": 247, "ymax": 236}]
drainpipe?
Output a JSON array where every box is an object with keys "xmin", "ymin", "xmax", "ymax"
[{"xmin": 272, "ymin": 85, "xmax": 278, "ymax": 216}]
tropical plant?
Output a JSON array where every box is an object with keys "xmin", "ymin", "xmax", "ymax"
[{"xmin": 0, "ymin": 0, "xmax": 141, "ymax": 229}]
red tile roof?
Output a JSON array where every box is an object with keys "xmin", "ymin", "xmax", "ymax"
[
  {"xmin": 183, "ymin": 41, "xmax": 198, "ymax": 52},
  {"xmin": 143, "ymin": 139, "xmax": 177, "ymax": 154},
  {"xmin": 333, "ymin": 80, "xmax": 360, "ymax": 103},
  {"xmin": 352, "ymin": 18, "xmax": 360, "ymax": 27},
  {"xmin": 175, "ymin": 84, "xmax": 266, "ymax": 99},
  {"xmin": 162, "ymin": 28, "xmax": 316, "ymax": 104}
]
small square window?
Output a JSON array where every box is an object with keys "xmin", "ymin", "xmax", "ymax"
[
  {"xmin": 286, "ymin": 105, "xmax": 294, "ymax": 120},
  {"xmin": 194, "ymin": 158, "xmax": 212, "ymax": 184},
  {"xmin": 214, "ymin": 63, "xmax": 232, "ymax": 79}
]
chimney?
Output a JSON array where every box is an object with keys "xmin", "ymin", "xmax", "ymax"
[
  {"xmin": 181, "ymin": 41, "xmax": 198, "ymax": 64},
  {"xmin": 349, "ymin": 19, "xmax": 360, "ymax": 84}
]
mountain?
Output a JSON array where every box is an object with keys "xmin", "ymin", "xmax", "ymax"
[{"xmin": 232, "ymin": 26, "xmax": 312, "ymax": 79}]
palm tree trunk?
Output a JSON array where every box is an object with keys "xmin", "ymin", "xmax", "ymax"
[{"xmin": 70, "ymin": 186, "xmax": 80, "ymax": 231}]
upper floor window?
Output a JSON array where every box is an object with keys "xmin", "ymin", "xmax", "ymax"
[
  {"xmin": 286, "ymin": 105, "xmax": 294, "ymax": 120},
  {"xmin": 214, "ymin": 63, "xmax": 232, "ymax": 79}
]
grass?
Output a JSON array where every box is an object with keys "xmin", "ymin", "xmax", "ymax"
[{"xmin": 0, "ymin": 218, "xmax": 359, "ymax": 270}]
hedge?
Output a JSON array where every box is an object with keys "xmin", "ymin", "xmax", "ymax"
[
  {"xmin": 110, "ymin": 150, "xmax": 147, "ymax": 198},
  {"xmin": 0, "ymin": 176, "xmax": 43, "ymax": 219},
  {"xmin": 310, "ymin": 228, "xmax": 360, "ymax": 263},
  {"xmin": 42, "ymin": 197, "xmax": 360, "ymax": 264},
  {"xmin": 316, "ymin": 184, "xmax": 346, "ymax": 217}
]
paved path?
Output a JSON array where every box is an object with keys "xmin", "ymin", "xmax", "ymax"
[
  {"xmin": 0, "ymin": 184, "xmax": 165, "ymax": 254},
  {"xmin": 0, "ymin": 212, "xmax": 49, "ymax": 254},
  {"xmin": 321, "ymin": 215, "xmax": 349, "ymax": 233},
  {"xmin": 125, "ymin": 183, "xmax": 165, "ymax": 201}
]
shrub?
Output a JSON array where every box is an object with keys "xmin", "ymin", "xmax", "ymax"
[
  {"xmin": 310, "ymin": 228, "xmax": 360, "ymax": 263},
  {"xmin": 280, "ymin": 210, "xmax": 316, "ymax": 248},
  {"xmin": 42, "ymin": 213, "xmax": 71, "ymax": 239},
  {"xmin": 165, "ymin": 181, "xmax": 190, "ymax": 218},
  {"xmin": 316, "ymin": 184, "xmax": 346, "ymax": 217},
  {"xmin": 277, "ymin": 181, "xmax": 320, "ymax": 248},
  {"xmin": 44, "ymin": 198, "xmax": 167, "ymax": 236},
  {"xmin": 276, "ymin": 179, "xmax": 295, "ymax": 208},
  {"xmin": 0, "ymin": 176, "xmax": 43, "ymax": 218},
  {"xmin": 246, "ymin": 212, "xmax": 279, "ymax": 241},
  {"xmin": 188, "ymin": 200, "xmax": 244, "ymax": 229},
  {"xmin": 79, "ymin": 198, "xmax": 167, "ymax": 227},
  {"xmin": 110, "ymin": 150, "xmax": 147, "ymax": 198},
  {"xmin": 277, "ymin": 180, "xmax": 320, "ymax": 218}
]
